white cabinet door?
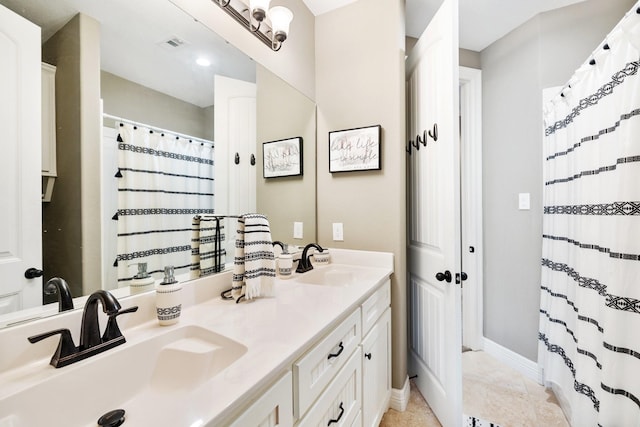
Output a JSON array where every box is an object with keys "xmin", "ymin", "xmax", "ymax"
[
  {"xmin": 229, "ymin": 371, "xmax": 293, "ymax": 427},
  {"xmin": 361, "ymin": 308, "xmax": 391, "ymax": 427},
  {"xmin": 0, "ymin": 4, "xmax": 42, "ymax": 312},
  {"xmin": 406, "ymin": 0, "xmax": 462, "ymax": 425}
]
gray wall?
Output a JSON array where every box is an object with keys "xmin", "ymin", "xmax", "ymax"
[
  {"xmin": 407, "ymin": 36, "xmax": 480, "ymax": 69},
  {"xmin": 255, "ymin": 64, "xmax": 316, "ymax": 243},
  {"xmin": 480, "ymin": 0, "xmax": 635, "ymax": 361},
  {"xmin": 42, "ymin": 13, "xmax": 102, "ymax": 299},
  {"xmin": 316, "ymin": 0, "xmax": 407, "ymax": 389},
  {"xmin": 101, "ymin": 71, "xmax": 214, "ymax": 141},
  {"xmin": 460, "ymin": 48, "xmax": 481, "ymax": 69}
]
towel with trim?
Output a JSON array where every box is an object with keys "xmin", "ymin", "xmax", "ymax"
[
  {"xmin": 191, "ymin": 217, "xmax": 225, "ymax": 279},
  {"xmin": 232, "ymin": 214, "xmax": 276, "ymax": 300}
]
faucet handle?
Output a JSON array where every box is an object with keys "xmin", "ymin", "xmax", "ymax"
[
  {"xmin": 28, "ymin": 328, "xmax": 78, "ymax": 367},
  {"xmin": 102, "ymin": 306, "xmax": 139, "ymax": 342}
]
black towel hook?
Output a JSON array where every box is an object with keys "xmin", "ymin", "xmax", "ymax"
[
  {"xmin": 428, "ymin": 123, "xmax": 438, "ymax": 141},
  {"xmin": 406, "ymin": 123, "xmax": 438, "ymax": 155}
]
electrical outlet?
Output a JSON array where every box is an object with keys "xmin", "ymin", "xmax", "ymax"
[
  {"xmin": 332, "ymin": 223, "xmax": 344, "ymax": 241},
  {"xmin": 518, "ymin": 193, "xmax": 530, "ymax": 210},
  {"xmin": 293, "ymin": 222, "xmax": 303, "ymax": 239}
]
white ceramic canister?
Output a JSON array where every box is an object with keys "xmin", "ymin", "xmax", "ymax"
[
  {"xmin": 278, "ymin": 254, "xmax": 293, "ymax": 278},
  {"xmin": 312, "ymin": 249, "xmax": 331, "ymax": 265},
  {"xmin": 156, "ymin": 266, "xmax": 182, "ymax": 326}
]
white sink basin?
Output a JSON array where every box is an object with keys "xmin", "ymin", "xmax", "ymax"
[
  {"xmin": 295, "ymin": 264, "xmax": 379, "ymax": 286},
  {"xmin": 0, "ymin": 325, "xmax": 247, "ymax": 427}
]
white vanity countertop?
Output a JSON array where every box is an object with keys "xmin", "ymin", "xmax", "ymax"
[{"xmin": 0, "ymin": 249, "xmax": 393, "ymax": 427}]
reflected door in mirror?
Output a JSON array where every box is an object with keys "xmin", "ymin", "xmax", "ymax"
[{"xmin": 214, "ymin": 75, "xmax": 257, "ymax": 257}]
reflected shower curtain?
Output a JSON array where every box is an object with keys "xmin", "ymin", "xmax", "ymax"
[
  {"xmin": 115, "ymin": 123, "xmax": 215, "ymax": 283},
  {"xmin": 539, "ymin": 5, "xmax": 640, "ymax": 426}
]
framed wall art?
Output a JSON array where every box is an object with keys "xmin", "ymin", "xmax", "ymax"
[
  {"xmin": 329, "ymin": 125, "xmax": 381, "ymax": 173},
  {"xmin": 262, "ymin": 137, "xmax": 303, "ymax": 178}
]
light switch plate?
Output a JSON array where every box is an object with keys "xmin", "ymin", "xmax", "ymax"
[
  {"xmin": 332, "ymin": 223, "xmax": 344, "ymax": 241},
  {"xmin": 518, "ymin": 193, "xmax": 530, "ymax": 210},
  {"xmin": 293, "ymin": 222, "xmax": 303, "ymax": 239}
]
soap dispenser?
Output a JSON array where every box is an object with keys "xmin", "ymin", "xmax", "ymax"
[
  {"xmin": 129, "ymin": 262, "xmax": 155, "ymax": 294},
  {"xmin": 155, "ymin": 265, "xmax": 182, "ymax": 326}
]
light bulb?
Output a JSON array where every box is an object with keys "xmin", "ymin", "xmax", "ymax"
[{"xmin": 269, "ymin": 6, "xmax": 293, "ymax": 42}]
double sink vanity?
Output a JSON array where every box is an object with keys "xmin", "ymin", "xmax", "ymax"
[{"xmin": 0, "ymin": 249, "xmax": 393, "ymax": 427}]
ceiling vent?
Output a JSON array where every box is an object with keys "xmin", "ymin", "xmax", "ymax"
[{"xmin": 158, "ymin": 36, "xmax": 188, "ymax": 50}]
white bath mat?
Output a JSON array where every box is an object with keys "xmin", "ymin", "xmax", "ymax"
[{"xmin": 463, "ymin": 413, "xmax": 502, "ymax": 427}]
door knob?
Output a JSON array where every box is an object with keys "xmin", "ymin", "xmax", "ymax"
[
  {"xmin": 25, "ymin": 268, "xmax": 44, "ymax": 279},
  {"xmin": 456, "ymin": 272, "xmax": 468, "ymax": 284},
  {"xmin": 435, "ymin": 270, "xmax": 452, "ymax": 283}
]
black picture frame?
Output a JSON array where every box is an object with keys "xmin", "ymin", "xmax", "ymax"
[
  {"xmin": 329, "ymin": 125, "xmax": 381, "ymax": 173},
  {"xmin": 262, "ymin": 137, "xmax": 303, "ymax": 178}
]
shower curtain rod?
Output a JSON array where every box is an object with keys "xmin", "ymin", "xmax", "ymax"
[{"xmin": 102, "ymin": 113, "xmax": 215, "ymax": 147}]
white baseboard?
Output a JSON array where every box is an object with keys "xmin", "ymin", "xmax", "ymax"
[
  {"xmin": 389, "ymin": 375, "xmax": 410, "ymax": 412},
  {"xmin": 482, "ymin": 338, "xmax": 541, "ymax": 383}
]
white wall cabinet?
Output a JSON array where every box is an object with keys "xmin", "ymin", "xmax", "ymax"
[
  {"xmin": 229, "ymin": 279, "xmax": 391, "ymax": 427},
  {"xmin": 41, "ymin": 62, "xmax": 57, "ymax": 202}
]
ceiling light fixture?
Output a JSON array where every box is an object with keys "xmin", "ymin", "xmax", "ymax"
[
  {"xmin": 214, "ymin": 0, "xmax": 293, "ymax": 51},
  {"xmin": 196, "ymin": 57, "xmax": 211, "ymax": 67}
]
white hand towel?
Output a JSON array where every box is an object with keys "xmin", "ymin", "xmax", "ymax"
[
  {"xmin": 232, "ymin": 214, "xmax": 276, "ymax": 300},
  {"xmin": 199, "ymin": 218, "xmax": 226, "ymax": 276},
  {"xmin": 192, "ymin": 217, "xmax": 226, "ymax": 279}
]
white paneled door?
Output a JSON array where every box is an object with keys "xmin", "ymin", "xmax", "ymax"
[
  {"xmin": 0, "ymin": 4, "xmax": 42, "ymax": 313},
  {"xmin": 214, "ymin": 75, "xmax": 256, "ymax": 257},
  {"xmin": 406, "ymin": 0, "xmax": 462, "ymax": 426}
]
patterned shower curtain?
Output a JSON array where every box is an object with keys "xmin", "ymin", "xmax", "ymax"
[
  {"xmin": 115, "ymin": 122, "xmax": 215, "ymax": 283},
  {"xmin": 539, "ymin": 4, "xmax": 640, "ymax": 426}
]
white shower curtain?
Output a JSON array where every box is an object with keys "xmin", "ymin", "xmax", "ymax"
[
  {"xmin": 115, "ymin": 122, "xmax": 215, "ymax": 283},
  {"xmin": 539, "ymin": 4, "xmax": 640, "ymax": 426}
]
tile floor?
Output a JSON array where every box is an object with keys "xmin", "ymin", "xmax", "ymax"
[{"xmin": 379, "ymin": 351, "xmax": 569, "ymax": 427}]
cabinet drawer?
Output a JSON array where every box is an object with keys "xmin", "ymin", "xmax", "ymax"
[
  {"xmin": 361, "ymin": 280, "xmax": 390, "ymax": 335},
  {"xmin": 294, "ymin": 309, "xmax": 361, "ymax": 419},
  {"xmin": 229, "ymin": 371, "xmax": 293, "ymax": 427},
  {"xmin": 297, "ymin": 348, "xmax": 362, "ymax": 427}
]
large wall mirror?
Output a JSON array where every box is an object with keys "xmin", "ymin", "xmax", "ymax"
[{"xmin": 0, "ymin": 0, "xmax": 316, "ymax": 327}]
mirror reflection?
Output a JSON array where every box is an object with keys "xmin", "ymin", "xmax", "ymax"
[{"xmin": 0, "ymin": 0, "xmax": 316, "ymax": 327}]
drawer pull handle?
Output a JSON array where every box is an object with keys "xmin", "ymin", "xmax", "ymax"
[
  {"xmin": 365, "ymin": 352, "xmax": 372, "ymax": 360},
  {"xmin": 327, "ymin": 341, "xmax": 344, "ymax": 360},
  {"xmin": 327, "ymin": 402, "xmax": 344, "ymax": 426}
]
